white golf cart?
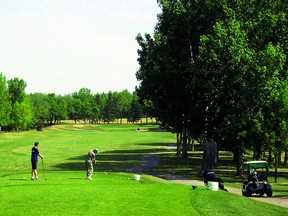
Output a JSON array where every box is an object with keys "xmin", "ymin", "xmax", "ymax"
[{"xmin": 242, "ymin": 161, "xmax": 272, "ymax": 197}]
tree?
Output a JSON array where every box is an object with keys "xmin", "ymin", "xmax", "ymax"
[
  {"xmin": 197, "ymin": 16, "xmax": 256, "ymax": 172},
  {"xmin": 29, "ymin": 93, "xmax": 50, "ymax": 131},
  {"xmin": 9, "ymin": 97, "xmax": 33, "ymax": 131},
  {"xmin": 117, "ymin": 90, "xmax": 133, "ymax": 123},
  {"xmin": 70, "ymin": 98, "xmax": 82, "ymax": 124},
  {"xmin": 72, "ymin": 88, "xmax": 93, "ymax": 123},
  {"xmin": 95, "ymin": 93, "xmax": 107, "ymax": 124},
  {"xmin": 7, "ymin": 78, "xmax": 26, "ymax": 105},
  {"xmin": 128, "ymin": 93, "xmax": 142, "ymax": 123},
  {"xmin": 102, "ymin": 91, "xmax": 117, "ymax": 123},
  {"xmin": 136, "ymin": 0, "xmax": 224, "ymax": 159},
  {"xmin": 46, "ymin": 93, "xmax": 58, "ymax": 125},
  {"xmin": 0, "ymin": 73, "xmax": 11, "ymax": 132},
  {"xmin": 136, "ymin": 0, "xmax": 288, "ymax": 172},
  {"xmin": 7, "ymin": 78, "xmax": 33, "ymax": 131},
  {"xmin": 90, "ymin": 94, "xmax": 101, "ymax": 124},
  {"xmin": 54, "ymin": 95, "xmax": 68, "ymax": 123}
]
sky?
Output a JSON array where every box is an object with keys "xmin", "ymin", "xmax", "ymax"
[{"xmin": 0, "ymin": 0, "xmax": 161, "ymax": 95}]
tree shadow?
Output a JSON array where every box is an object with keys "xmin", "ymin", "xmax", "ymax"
[
  {"xmin": 52, "ymin": 144, "xmax": 287, "ymax": 190},
  {"xmin": 53, "ymin": 144, "xmax": 169, "ymax": 172}
]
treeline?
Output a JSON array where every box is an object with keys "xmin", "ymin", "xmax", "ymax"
[
  {"xmin": 0, "ymin": 72, "xmax": 146, "ymax": 132},
  {"xmin": 136, "ymin": 0, "xmax": 288, "ymax": 178}
]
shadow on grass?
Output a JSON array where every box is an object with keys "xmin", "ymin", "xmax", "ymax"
[
  {"xmin": 53, "ymin": 143, "xmax": 169, "ymax": 172},
  {"xmin": 146, "ymin": 128, "xmax": 169, "ymax": 132},
  {"xmin": 52, "ymin": 148, "xmax": 239, "ymax": 183},
  {"xmin": 270, "ymin": 195, "xmax": 288, "ymax": 198},
  {"xmin": 135, "ymin": 142, "xmax": 175, "ymax": 147},
  {"xmin": 52, "ymin": 146, "xmax": 288, "ymax": 189}
]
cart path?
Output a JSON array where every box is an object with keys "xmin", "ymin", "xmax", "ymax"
[
  {"xmin": 127, "ymin": 145, "xmax": 288, "ymax": 208},
  {"xmin": 154, "ymin": 172, "xmax": 288, "ymax": 208}
]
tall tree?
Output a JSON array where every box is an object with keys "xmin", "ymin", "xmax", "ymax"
[
  {"xmin": 72, "ymin": 88, "xmax": 93, "ymax": 123},
  {"xmin": 0, "ymin": 73, "xmax": 11, "ymax": 132},
  {"xmin": 9, "ymin": 97, "xmax": 33, "ymax": 131},
  {"xmin": 136, "ymin": 0, "xmax": 288, "ymax": 172},
  {"xmin": 102, "ymin": 91, "xmax": 117, "ymax": 123},
  {"xmin": 7, "ymin": 78, "xmax": 33, "ymax": 131},
  {"xmin": 117, "ymin": 90, "xmax": 133, "ymax": 123},
  {"xmin": 129, "ymin": 93, "xmax": 142, "ymax": 123},
  {"xmin": 7, "ymin": 78, "xmax": 26, "ymax": 105},
  {"xmin": 29, "ymin": 93, "xmax": 50, "ymax": 130},
  {"xmin": 136, "ymin": 0, "xmax": 224, "ymax": 158}
]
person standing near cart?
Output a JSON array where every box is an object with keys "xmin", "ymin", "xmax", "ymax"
[
  {"xmin": 31, "ymin": 142, "xmax": 44, "ymax": 180},
  {"xmin": 85, "ymin": 148, "xmax": 99, "ymax": 180}
]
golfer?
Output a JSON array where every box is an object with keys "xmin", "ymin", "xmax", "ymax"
[
  {"xmin": 202, "ymin": 168, "xmax": 228, "ymax": 191},
  {"xmin": 85, "ymin": 148, "xmax": 99, "ymax": 180},
  {"xmin": 202, "ymin": 168, "xmax": 217, "ymax": 185},
  {"xmin": 31, "ymin": 142, "xmax": 44, "ymax": 180}
]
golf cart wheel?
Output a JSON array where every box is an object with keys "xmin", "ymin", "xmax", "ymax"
[
  {"xmin": 242, "ymin": 189, "xmax": 251, "ymax": 197},
  {"xmin": 245, "ymin": 191, "xmax": 252, "ymax": 197},
  {"xmin": 266, "ymin": 190, "xmax": 272, "ymax": 197}
]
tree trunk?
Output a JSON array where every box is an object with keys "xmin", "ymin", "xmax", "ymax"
[
  {"xmin": 202, "ymin": 137, "xmax": 217, "ymax": 170},
  {"xmin": 268, "ymin": 148, "xmax": 273, "ymax": 163},
  {"xmin": 277, "ymin": 151, "xmax": 282, "ymax": 167},
  {"xmin": 234, "ymin": 146, "xmax": 244, "ymax": 176},
  {"xmin": 182, "ymin": 128, "xmax": 188, "ymax": 159},
  {"xmin": 274, "ymin": 152, "xmax": 278, "ymax": 183},
  {"xmin": 283, "ymin": 151, "xmax": 288, "ymax": 167},
  {"xmin": 191, "ymin": 138, "xmax": 195, "ymax": 151},
  {"xmin": 176, "ymin": 133, "xmax": 181, "ymax": 156}
]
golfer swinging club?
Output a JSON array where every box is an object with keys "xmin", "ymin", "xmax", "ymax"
[
  {"xmin": 31, "ymin": 142, "xmax": 44, "ymax": 180},
  {"xmin": 85, "ymin": 148, "xmax": 99, "ymax": 180}
]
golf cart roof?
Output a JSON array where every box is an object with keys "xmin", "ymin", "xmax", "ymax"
[{"xmin": 243, "ymin": 161, "xmax": 268, "ymax": 169}]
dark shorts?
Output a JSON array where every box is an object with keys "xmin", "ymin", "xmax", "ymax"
[{"xmin": 31, "ymin": 161, "xmax": 37, "ymax": 169}]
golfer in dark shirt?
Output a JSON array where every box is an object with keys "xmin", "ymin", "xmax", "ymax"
[
  {"xmin": 31, "ymin": 142, "xmax": 44, "ymax": 180},
  {"xmin": 202, "ymin": 168, "xmax": 228, "ymax": 191},
  {"xmin": 202, "ymin": 169, "xmax": 217, "ymax": 186}
]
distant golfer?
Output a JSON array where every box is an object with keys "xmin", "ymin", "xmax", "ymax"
[
  {"xmin": 85, "ymin": 148, "xmax": 99, "ymax": 180},
  {"xmin": 31, "ymin": 142, "xmax": 44, "ymax": 180}
]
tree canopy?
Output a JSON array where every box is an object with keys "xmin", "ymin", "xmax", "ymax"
[
  {"xmin": 0, "ymin": 73, "xmax": 145, "ymax": 132},
  {"xmin": 136, "ymin": 0, "xmax": 288, "ymax": 175}
]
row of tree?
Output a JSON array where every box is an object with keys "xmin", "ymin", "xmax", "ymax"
[
  {"xmin": 136, "ymin": 0, "xmax": 288, "ymax": 178},
  {"xmin": 0, "ymin": 72, "xmax": 144, "ymax": 132}
]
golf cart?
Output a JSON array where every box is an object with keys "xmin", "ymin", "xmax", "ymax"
[{"xmin": 242, "ymin": 161, "xmax": 272, "ymax": 197}]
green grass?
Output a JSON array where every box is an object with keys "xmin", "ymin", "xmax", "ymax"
[
  {"xmin": 1, "ymin": 172, "xmax": 200, "ymax": 216},
  {"xmin": 0, "ymin": 123, "xmax": 287, "ymax": 215}
]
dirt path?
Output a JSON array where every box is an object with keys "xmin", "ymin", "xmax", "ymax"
[{"xmin": 127, "ymin": 146, "xmax": 288, "ymax": 208}]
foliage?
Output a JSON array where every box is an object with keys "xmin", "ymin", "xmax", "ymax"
[
  {"xmin": 7, "ymin": 78, "xmax": 33, "ymax": 131},
  {"xmin": 0, "ymin": 72, "xmax": 146, "ymax": 131},
  {"xmin": 0, "ymin": 73, "xmax": 11, "ymax": 131},
  {"xmin": 136, "ymin": 0, "xmax": 288, "ymax": 173}
]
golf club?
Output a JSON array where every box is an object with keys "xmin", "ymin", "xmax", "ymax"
[
  {"xmin": 42, "ymin": 159, "xmax": 47, "ymax": 180},
  {"xmin": 97, "ymin": 164, "xmax": 107, "ymax": 175}
]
